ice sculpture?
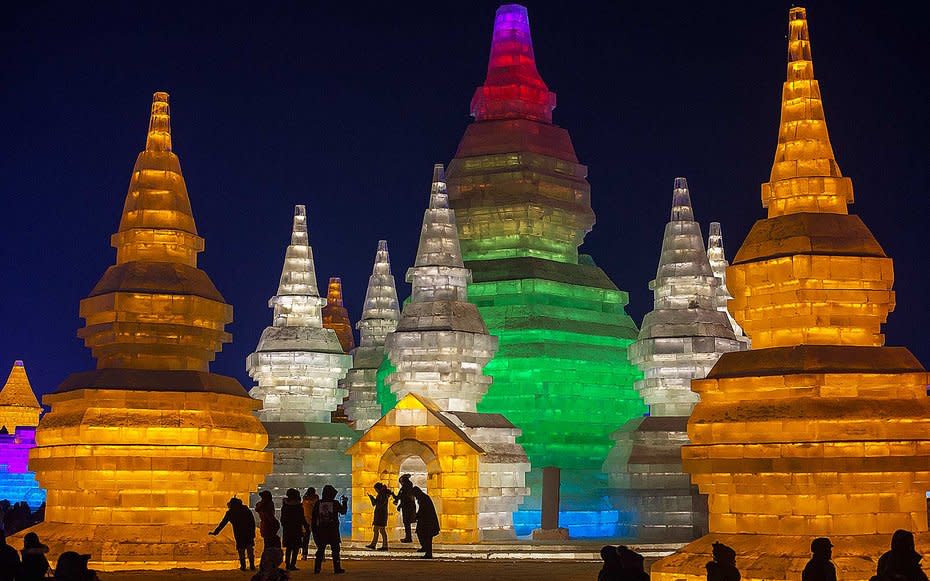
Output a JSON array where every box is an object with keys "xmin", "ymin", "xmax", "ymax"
[
  {"xmin": 0, "ymin": 361, "xmax": 45, "ymax": 509},
  {"xmin": 247, "ymin": 206, "xmax": 355, "ymax": 503},
  {"xmin": 342, "ymin": 241, "xmax": 400, "ymax": 431},
  {"xmin": 706, "ymin": 222, "xmax": 749, "ymax": 347},
  {"xmin": 322, "ymin": 277, "xmax": 356, "ymax": 353},
  {"xmin": 350, "ymin": 165, "xmax": 529, "ymax": 542},
  {"xmin": 603, "ymin": 179, "xmax": 746, "ymax": 541},
  {"xmin": 14, "ymin": 92, "xmax": 271, "ymax": 569},
  {"xmin": 446, "ymin": 3, "xmax": 643, "ymax": 536},
  {"xmin": 652, "ymin": 8, "xmax": 930, "ymax": 581}
]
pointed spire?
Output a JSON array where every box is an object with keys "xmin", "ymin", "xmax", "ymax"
[
  {"xmin": 270, "ymin": 205, "xmax": 325, "ymax": 328},
  {"xmin": 470, "ymin": 4, "xmax": 556, "ymax": 123},
  {"xmin": 145, "ymin": 91, "xmax": 172, "ymax": 152},
  {"xmin": 670, "ymin": 177, "xmax": 694, "ymax": 221},
  {"xmin": 653, "ymin": 178, "xmax": 714, "ymax": 296},
  {"xmin": 706, "ymin": 222, "xmax": 749, "ymax": 344},
  {"xmin": 413, "ymin": 164, "xmax": 466, "ymax": 270},
  {"xmin": 358, "ymin": 240, "xmax": 400, "ymax": 347},
  {"xmin": 322, "ymin": 277, "xmax": 356, "ymax": 353},
  {"xmin": 326, "ymin": 277, "xmax": 345, "ymax": 307},
  {"xmin": 0, "ymin": 361, "xmax": 42, "ymax": 430},
  {"xmin": 762, "ymin": 7, "xmax": 853, "ymax": 217}
]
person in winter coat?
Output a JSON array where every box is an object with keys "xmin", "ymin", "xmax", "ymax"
[
  {"xmin": 280, "ymin": 488, "xmax": 309, "ymax": 571},
  {"xmin": 210, "ymin": 497, "xmax": 257, "ymax": 571},
  {"xmin": 412, "ymin": 487, "xmax": 439, "ymax": 559},
  {"xmin": 393, "ymin": 474, "xmax": 417, "ymax": 543},
  {"xmin": 19, "ymin": 531, "xmax": 50, "ymax": 581},
  {"xmin": 0, "ymin": 530, "xmax": 21, "ymax": 581},
  {"xmin": 598, "ymin": 545, "xmax": 622, "ymax": 581},
  {"xmin": 618, "ymin": 545, "xmax": 650, "ymax": 581},
  {"xmin": 53, "ymin": 551, "xmax": 99, "ymax": 581},
  {"xmin": 802, "ymin": 537, "xmax": 837, "ymax": 581},
  {"xmin": 255, "ymin": 490, "xmax": 280, "ymax": 546},
  {"xmin": 873, "ymin": 530, "xmax": 929, "ymax": 581},
  {"xmin": 300, "ymin": 487, "xmax": 318, "ymax": 560},
  {"xmin": 365, "ymin": 482, "xmax": 391, "ymax": 551},
  {"xmin": 706, "ymin": 541, "xmax": 740, "ymax": 581},
  {"xmin": 311, "ymin": 484, "xmax": 348, "ymax": 574}
]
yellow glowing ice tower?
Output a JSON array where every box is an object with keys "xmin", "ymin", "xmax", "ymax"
[
  {"xmin": 18, "ymin": 92, "xmax": 271, "ymax": 570},
  {"xmin": 0, "ymin": 360, "xmax": 41, "ymax": 433},
  {"xmin": 652, "ymin": 8, "xmax": 930, "ymax": 581}
]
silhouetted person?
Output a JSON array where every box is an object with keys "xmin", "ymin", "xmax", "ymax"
[
  {"xmin": 281, "ymin": 488, "xmax": 309, "ymax": 571},
  {"xmin": 301, "ymin": 487, "xmax": 318, "ymax": 560},
  {"xmin": 54, "ymin": 551, "xmax": 99, "ymax": 581},
  {"xmin": 413, "ymin": 487, "xmax": 439, "ymax": 559},
  {"xmin": 618, "ymin": 545, "xmax": 650, "ymax": 581},
  {"xmin": 366, "ymin": 482, "xmax": 391, "ymax": 551},
  {"xmin": 311, "ymin": 484, "xmax": 347, "ymax": 574},
  {"xmin": 210, "ymin": 497, "xmax": 256, "ymax": 571},
  {"xmin": 0, "ymin": 531, "xmax": 21, "ymax": 581},
  {"xmin": 706, "ymin": 541, "xmax": 740, "ymax": 581},
  {"xmin": 250, "ymin": 540, "xmax": 289, "ymax": 581},
  {"xmin": 19, "ymin": 531, "xmax": 50, "ymax": 581},
  {"xmin": 803, "ymin": 537, "xmax": 837, "ymax": 581},
  {"xmin": 394, "ymin": 474, "xmax": 417, "ymax": 543},
  {"xmin": 598, "ymin": 545, "xmax": 622, "ymax": 581},
  {"xmin": 874, "ymin": 530, "xmax": 929, "ymax": 581},
  {"xmin": 255, "ymin": 490, "xmax": 280, "ymax": 547}
]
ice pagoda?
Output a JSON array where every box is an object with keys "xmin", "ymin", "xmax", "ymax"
[
  {"xmin": 445, "ymin": 3, "xmax": 643, "ymax": 536},
  {"xmin": 603, "ymin": 179, "xmax": 746, "ymax": 541},
  {"xmin": 653, "ymin": 8, "xmax": 930, "ymax": 581},
  {"xmin": 342, "ymin": 241, "xmax": 400, "ymax": 431},
  {"xmin": 247, "ymin": 206, "xmax": 355, "ymax": 503},
  {"xmin": 15, "ymin": 92, "xmax": 271, "ymax": 569},
  {"xmin": 706, "ymin": 222, "xmax": 749, "ymax": 347},
  {"xmin": 349, "ymin": 165, "xmax": 530, "ymax": 543},
  {"xmin": 322, "ymin": 277, "xmax": 356, "ymax": 354},
  {"xmin": 0, "ymin": 360, "xmax": 45, "ymax": 509}
]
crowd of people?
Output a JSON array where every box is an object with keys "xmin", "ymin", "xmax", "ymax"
[
  {"xmin": 0, "ymin": 530, "xmax": 98, "ymax": 581},
  {"xmin": 0, "ymin": 501, "xmax": 42, "ymax": 537}
]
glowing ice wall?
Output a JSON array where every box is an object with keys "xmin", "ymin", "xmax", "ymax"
[
  {"xmin": 446, "ymin": 3, "xmax": 643, "ymax": 536},
  {"xmin": 604, "ymin": 179, "xmax": 745, "ymax": 541},
  {"xmin": 343, "ymin": 241, "xmax": 400, "ymax": 431},
  {"xmin": 653, "ymin": 8, "xmax": 930, "ymax": 581},
  {"xmin": 0, "ymin": 427, "xmax": 45, "ymax": 509},
  {"xmin": 19, "ymin": 92, "xmax": 271, "ymax": 570},
  {"xmin": 0, "ymin": 361, "xmax": 41, "ymax": 433}
]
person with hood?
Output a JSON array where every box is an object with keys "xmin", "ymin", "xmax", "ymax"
[
  {"xmin": 210, "ymin": 496, "xmax": 257, "ymax": 571},
  {"xmin": 301, "ymin": 487, "xmax": 318, "ymax": 560},
  {"xmin": 706, "ymin": 541, "xmax": 740, "ymax": 581},
  {"xmin": 874, "ymin": 530, "xmax": 929, "ymax": 581},
  {"xmin": 393, "ymin": 474, "xmax": 417, "ymax": 543},
  {"xmin": 53, "ymin": 551, "xmax": 99, "ymax": 581},
  {"xmin": 311, "ymin": 484, "xmax": 348, "ymax": 574},
  {"xmin": 365, "ymin": 482, "xmax": 392, "ymax": 551},
  {"xmin": 618, "ymin": 545, "xmax": 650, "ymax": 581},
  {"xmin": 255, "ymin": 490, "xmax": 280, "ymax": 546},
  {"xmin": 19, "ymin": 531, "xmax": 50, "ymax": 581},
  {"xmin": 0, "ymin": 530, "xmax": 21, "ymax": 581},
  {"xmin": 802, "ymin": 537, "xmax": 837, "ymax": 581},
  {"xmin": 598, "ymin": 545, "xmax": 622, "ymax": 581},
  {"xmin": 280, "ymin": 488, "xmax": 309, "ymax": 570},
  {"xmin": 412, "ymin": 487, "xmax": 439, "ymax": 559}
]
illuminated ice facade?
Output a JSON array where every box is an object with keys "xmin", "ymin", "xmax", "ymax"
[
  {"xmin": 604, "ymin": 180, "xmax": 746, "ymax": 541},
  {"xmin": 0, "ymin": 361, "xmax": 45, "ymax": 509},
  {"xmin": 342, "ymin": 241, "xmax": 400, "ymax": 431},
  {"xmin": 445, "ymin": 3, "xmax": 643, "ymax": 536},
  {"xmin": 17, "ymin": 92, "xmax": 271, "ymax": 569},
  {"xmin": 247, "ymin": 206, "xmax": 355, "ymax": 504},
  {"xmin": 353, "ymin": 165, "xmax": 529, "ymax": 543},
  {"xmin": 653, "ymin": 8, "xmax": 930, "ymax": 581},
  {"xmin": 706, "ymin": 222, "xmax": 750, "ymax": 348}
]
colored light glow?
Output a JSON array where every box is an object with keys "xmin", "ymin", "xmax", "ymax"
[
  {"xmin": 322, "ymin": 277, "xmax": 357, "ymax": 353},
  {"xmin": 0, "ymin": 427, "xmax": 45, "ymax": 509}
]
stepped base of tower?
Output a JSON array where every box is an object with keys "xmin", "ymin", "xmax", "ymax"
[
  {"xmin": 604, "ymin": 417, "xmax": 707, "ymax": 542},
  {"xmin": 11, "ymin": 523, "xmax": 251, "ymax": 571},
  {"xmin": 651, "ymin": 532, "xmax": 930, "ymax": 581}
]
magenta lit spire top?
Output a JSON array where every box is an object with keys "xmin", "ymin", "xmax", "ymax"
[{"xmin": 470, "ymin": 4, "xmax": 556, "ymax": 123}]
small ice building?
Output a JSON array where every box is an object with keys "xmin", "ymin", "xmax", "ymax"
[{"xmin": 0, "ymin": 360, "xmax": 45, "ymax": 509}]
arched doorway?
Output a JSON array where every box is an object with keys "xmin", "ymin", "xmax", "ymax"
[{"xmin": 377, "ymin": 439, "xmax": 442, "ymax": 539}]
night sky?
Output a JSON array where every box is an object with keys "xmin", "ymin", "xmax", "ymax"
[{"xmin": 3, "ymin": 1, "xmax": 929, "ymax": 400}]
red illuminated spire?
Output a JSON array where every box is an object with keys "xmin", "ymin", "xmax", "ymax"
[{"xmin": 470, "ymin": 4, "xmax": 556, "ymax": 123}]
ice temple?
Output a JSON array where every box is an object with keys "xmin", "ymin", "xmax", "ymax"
[
  {"xmin": 445, "ymin": 3, "xmax": 643, "ymax": 537},
  {"xmin": 15, "ymin": 92, "xmax": 271, "ymax": 569},
  {"xmin": 0, "ymin": 360, "xmax": 45, "ymax": 509},
  {"xmin": 653, "ymin": 8, "xmax": 930, "ymax": 581},
  {"xmin": 349, "ymin": 165, "xmax": 530, "ymax": 543},
  {"xmin": 342, "ymin": 241, "xmax": 401, "ymax": 431},
  {"xmin": 247, "ymin": 206, "xmax": 355, "ymax": 507},
  {"xmin": 604, "ymin": 179, "xmax": 746, "ymax": 541}
]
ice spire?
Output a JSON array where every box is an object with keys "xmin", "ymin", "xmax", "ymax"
[
  {"xmin": 654, "ymin": 178, "xmax": 713, "ymax": 289},
  {"xmin": 357, "ymin": 240, "xmax": 400, "ymax": 347},
  {"xmin": 145, "ymin": 91, "xmax": 172, "ymax": 152},
  {"xmin": 322, "ymin": 277, "xmax": 356, "ymax": 353},
  {"xmin": 470, "ymin": 3, "xmax": 556, "ymax": 122},
  {"xmin": 763, "ymin": 6, "xmax": 853, "ymax": 217},
  {"xmin": 0, "ymin": 361, "xmax": 41, "ymax": 431},
  {"xmin": 270, "ymin": 205, "xmax": 324, "ymax": 328},
  {"xmin": 670, "ymin": 177, "xmax": 694, "ymax": 221},
  {"xmin": 706, "ymin": 222, "xmax": 748, "ymax": 345}
]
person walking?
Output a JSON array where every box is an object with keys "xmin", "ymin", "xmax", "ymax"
[
  {"xmin": 301, "ymin": 487, "xmax": 319, "ymax": 560},
  {"xmin": 394, "ymin": 474, "xmax": 417, "ymax": 543},
  {"xmin": 280, "ymin": 488, "xmax": 309, "ymax": 571},
  {"xmin": 311, "ymin": 484, "xmax": 348, "ymax": 574},
  {"xmin": 874, "ymin": 530, "xmax": 929, "ymax": 581},
  {"xmin": 365, "ymin": 482, "xmax": 391, "ymax": 551},
  {"xmin": 412, "ymin": 487, "xmax": 439, "ymax": 559},
  {"xmin": 802, "ymin": 537, "xmax": 837, "ymax": 581},
  {"xmin": 210, "ymin": 497, "xmax": 257, "ymax": 571},
  {"xmin": 18, "ymin": 531, "xmax": 50, "ymax": 581}
]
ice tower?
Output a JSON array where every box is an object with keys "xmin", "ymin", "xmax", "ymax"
[
  {"xmin": 0, "ymin": 361, "xmax": 45, "ymax": 509},
  {"xmin": 248, "ymin": 206, "xmax": 355, "ymax": 500},
  {"xmin": 446, "ymin": 3, "xmax": 643, "ymax": 535},
  {"xmin": 603, "ymin": 179, "xmax": 746, "ymax": 541},
  {"xmin": 0, "ymin": 360, "xmax": 41, "ymax": 432},
  {"xmin": 322, "ymin": 277, "xmax": 356, "ymax": 354},
  {"xmin": 706, "ymin": 222, "xmax": 749, "ymax": 347},
  {"xmin": 16, "ymin": 93, "xmax": 271, "ymax": 569},
  {"xmin": 349, "ymin": 166, "xmax": 529, "ymax": 542},
  {"xmin": 342, "ymin": 241, "xmax": 400, "ymax": 431},
  {"xmin": 653, "ymin": 8, "xmax": 930, "ymax": 581}
]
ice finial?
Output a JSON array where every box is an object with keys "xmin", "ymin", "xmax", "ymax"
[
  {"xmin": 430, "ymin": 163, "xmax": 448, "ymax": 209},
  {"xmin": 358, "ymin": 240, "xmax": 401, "ymax": 347},
  {"xmin": 270, "ymin": 205, "xmax": 324, "ymax": 327},
  {"xmin": 145, "ymin": 92, "xmax": 172, "ymax": 152},
  {"xmin": 470, "ymin": 4, "xmax": 556, "ymax": 123},
  {"xmin": 326, "ymin": 277, "xmax": 344, "ymax": 307},
  {"xmin": 671, "ymin": 177, "xmax": 694, "ymax": 222},
  {"xmin": 762, "ymin": 6, "xmax": 853, "ymax": 217},
  {"xmin": 322, "ymin": 277, "xmax": 356, "ymax": 353}
]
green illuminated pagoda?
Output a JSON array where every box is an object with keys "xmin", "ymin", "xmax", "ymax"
[{"xmin": 445, "ymin": 3, "xmax": 643, "ymax": 536}]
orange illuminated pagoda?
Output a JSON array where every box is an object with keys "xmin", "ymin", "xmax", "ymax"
[
  {"xmin": 0, "ymin": 360, "xmax": 42, "ymax": 433},
  {"xmin": 652, "ymin": 8, "xmax": 930, "ymax": 581},
  {"xmin": 15, "ymin": 92, "xmax": 271, "ymax": 570},
  {"xmin": 322, "ymin": 276, "xmax": 356, "ymax": 353}
]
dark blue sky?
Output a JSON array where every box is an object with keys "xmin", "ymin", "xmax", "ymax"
[{"xmin": 3, "ymin": 1, "xmax": 929, "ymax": 399}]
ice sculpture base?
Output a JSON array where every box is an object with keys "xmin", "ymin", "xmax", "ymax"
[{"xmin": 258, "ymin": 421, "xmax": 358, "ymax": 500}]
